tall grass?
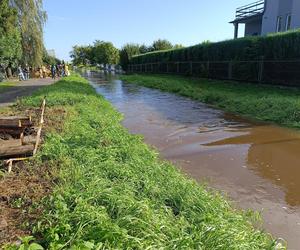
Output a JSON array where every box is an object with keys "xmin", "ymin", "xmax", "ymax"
[
  {"xmin": 120, "ymin": 74, "xmax": 300, "ymax": 128},
  {"xmin": 18, "ymin": 75, "xmax": 279, "ymax": 249}
]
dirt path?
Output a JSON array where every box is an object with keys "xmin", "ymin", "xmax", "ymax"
[{"xmin": 0, "ymin": 78, "xmax": 55, "ymax": 107}]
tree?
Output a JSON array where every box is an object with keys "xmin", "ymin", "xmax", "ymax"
[
  {"xmin": 92, "ymin": 41, "xmax": 119, "ymax": 65},
  {"xmin": 201, "ymin": 40, "xmax": 211, "ymax": 45},
  {"xmin": 0, "ymin": 0, "xmax": 22, "ymax": 68},
  {"xmin": 70, "ymin": 45, "xmax": 92, "ymax": 65},
  {"xmin": 139, "ymin": 44, "xmax": 150, "ymax": 54},
  {"xmin": 43, "ymin": 49, "xmax": 61, "ymax": 65},
  {"xmin": 10, "ymin": 0, "xmax": 47, "ymax": 66},
  {"xmin": 119, "ymin": 43, "xmax": 140, "ymax": 70},
  {"xmin": 151, "ymin": 39, "xmax": 173, "ymax": 51},
  {"xmin": 173, "ymin": 44, "xmax": 184, "ymax": 49}
]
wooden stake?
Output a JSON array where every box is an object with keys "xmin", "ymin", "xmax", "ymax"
[
  {"xmin": 33, "ymin": 98, "xmax": 46, "ymax": 155},
  {"xmin": 20, "ymin": 132, "xmax": 25, "ymax": 145},
  {"xmin": 8, "ymin": 160, "xmax": 12, "ymax": 173},
  {"xmin": 5, "ymin": 157, "xmax": 30, "ymax": 173}
]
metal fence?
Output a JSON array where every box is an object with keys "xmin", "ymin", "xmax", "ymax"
[{"xmin": 128, "ymin": 60, "xmax": 300, "ymax": 86}]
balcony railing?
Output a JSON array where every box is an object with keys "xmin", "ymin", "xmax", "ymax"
[{"xmin": 235, "ymin": 0, "xmax": 265, "ymax": 20}]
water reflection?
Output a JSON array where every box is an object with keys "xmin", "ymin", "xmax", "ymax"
[{"xmin": 205, "ymin": 126, "xmax": 300, "ymax": 207}]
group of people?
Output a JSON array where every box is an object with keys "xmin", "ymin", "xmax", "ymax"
[
  {"xmin": 16, "ymin": 63, "xmax": 70, "ymax": 81},
  {"xmin": 50, "ymin": 63, "xmax": 70, "ymax": 79},
  {"xmin": 18, "ymin": 65, "xmax": 30, "ymax": 81}
]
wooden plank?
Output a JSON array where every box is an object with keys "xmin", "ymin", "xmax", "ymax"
[
  {"xmin": 0, "ymin": 139, "xmax": 21, "ymax": 148},
  {"xmin": 0, "ymin": 127, "xmax": 24, "ymax": 136},
  {"xmin": 22, "ymin": 135, "xmax": 36, "ymax": 145},
  {"xmin": 0, "ymin": 116, "xmax": 32, "ymax": 127},
  {"xmin": 0, "ymin": 115, "xmax": 31, "ymax": 121},
  {"xmin": 0, "ymin": 144, "xmax": 34, "ymax": 159}
]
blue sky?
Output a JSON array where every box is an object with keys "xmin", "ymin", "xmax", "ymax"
[{"xmin": 44, "ymin": 0, "xmax": 251, "ymax": 61}]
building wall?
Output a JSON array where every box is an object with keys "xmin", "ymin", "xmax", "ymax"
[
  {"xmin": 291, "ymin": 0, "xmax": 300, "ymax": 28},
  {"xmin": 233, "ymin": 0, "xmax": 300, "ymax": 38},
  {"xmin": 278, "ymin": 0, "xmax": 293, "ymax": 30},
  {"xmin": 261, "ymin": 0, "xmax": 280, "ymax": 35},
  {"xmin": 245, "ymin": 19, "xmax": 262, "ymax": 36},
  {"xmin": 261, "ymin": 0, "xmax": 297, "ymax": 35}
]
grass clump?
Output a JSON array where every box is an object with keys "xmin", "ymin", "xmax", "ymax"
[
  {"xmin": 17, "ymin": 75, "xmax": 279, "ymax": 249},
  {"xmin": 120, "ymin": 74, "xmax": 300, "ymax": 128},
  {"xmin": 0, "ymin": 81, "xmax": 17, "ymax": 93}
]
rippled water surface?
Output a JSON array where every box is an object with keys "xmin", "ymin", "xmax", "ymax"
[{"xmin": 85, "ymin": 71, "xmax": 300, "ymax": 249}]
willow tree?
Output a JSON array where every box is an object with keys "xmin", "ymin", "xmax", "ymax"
[
  {"xmin": 10, "ymin": 0, "xmax": 47, "ymax": 66},
  {"xmin": 0, "ymin": 0, "xmax": 22, "ymax": 67}
]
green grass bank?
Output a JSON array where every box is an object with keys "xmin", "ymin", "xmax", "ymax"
[
  {"xmin": 120, "ymin": 74, "xmax": 300, "ymax": 128},
  {"xmin": 0, "ymin": 81, "xmax": 17, "ymax": 93},
  {"xmin": 9, "ymin": 75, "xmax": 280, "ymax": 249}
]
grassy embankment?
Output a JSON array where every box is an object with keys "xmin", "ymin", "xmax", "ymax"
[
  {"xmin": 4, "ymin": 75, "xmax": 280, "ymax": 249},
  {"xmin": 120, "ymin": 74, "xmax": 300, "ymax": 128},
  {"xmin": 0, "ymin": 81, "xmax": 17, "ymax": 93}
]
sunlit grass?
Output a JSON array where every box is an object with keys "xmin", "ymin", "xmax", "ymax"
[
  {"xmin": 13, "ymin": 75, "xmax": 281, "ymax": 249},
  {"xmin": 0, "ymin": 81, "xmax": 17, "ymax": 93}
]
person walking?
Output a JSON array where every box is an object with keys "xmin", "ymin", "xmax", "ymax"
[
  {"xmin": 60, "ymin": 63, "xmax": 65, "ymax": 77},
  {"xmin": 18, "ymin": 66, "xmax": 25, "ymax": 81},
  {"xmin": 23, "ymin": 64, "xmax": 30, "ymax": 80},
  {"xmin": 42, "ymin": 65, "xmax": 47, "ymax": 78},
  {"xmin": 55, "ymin": 64, "xmax": 60, "ymax": 77},
  {"xmin": 64, "ymin": 64, "xmax": 70, "ymax": 76},
  {"xmin": 39, "ymin": 67, "xmax": 43, "ymax": 78},
  {"xmin": 51, "ymin": 64, "xmax": 56, "ymax": 79},
  {"xmin": 25, "ymin": 64, "xmax": 30, "ymax": 80}
]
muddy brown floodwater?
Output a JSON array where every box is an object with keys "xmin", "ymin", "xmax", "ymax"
[{"xmin": 85, "ymin": 71, "xmax": 300, "ymax": 249}]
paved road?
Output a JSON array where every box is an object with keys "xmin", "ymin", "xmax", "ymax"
[{"xmin": 0, "ymin": 78, "xmax": 55, "ymax": 107}]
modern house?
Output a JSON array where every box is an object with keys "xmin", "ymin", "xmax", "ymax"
[{"xmin": 230, "ymin": 0, "xmax": 300, "ymax": 38}]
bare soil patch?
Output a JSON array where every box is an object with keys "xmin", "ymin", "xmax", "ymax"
[{"xmin": 0, "ymin": 106, "xmax": 66, "ymax": 246}]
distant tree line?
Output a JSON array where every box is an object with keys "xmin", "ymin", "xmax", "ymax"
[
  {"xmin": 0, "ymin": 0, "xmax": 58, "ymax": 79},
  {"xmin": 70, "ymin": 39, "xmax": 184, "ymax": 70},
  {"xmin": 70, "ymin": 41, "xmax": 119, "ymax": 66}
]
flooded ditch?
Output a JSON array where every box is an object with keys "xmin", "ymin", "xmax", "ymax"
[{"xmin": 85, "ymin": 71, "xmax": 300, "ymax": 249}]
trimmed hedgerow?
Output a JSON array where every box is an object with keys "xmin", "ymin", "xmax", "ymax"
[{"xmin": 130, "ymin": 30, "xmax": 300, "ymax": 64}]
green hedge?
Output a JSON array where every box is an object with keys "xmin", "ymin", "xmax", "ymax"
[{"xmin": 130, "ymin": 30, "xmax": 300, "ymax": 64}]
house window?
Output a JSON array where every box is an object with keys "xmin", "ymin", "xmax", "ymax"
[
  {"xmin": 286, "ymin": 14, "xmax": 292, "ymax": 30},
  {"xmin": 276, "ymin": 16, "xmax": 282, "ymax": 32}
]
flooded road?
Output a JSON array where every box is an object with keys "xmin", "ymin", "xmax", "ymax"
[{"xmin": 86, "ymin": 71, "xmax": 300, "ymax": 249}]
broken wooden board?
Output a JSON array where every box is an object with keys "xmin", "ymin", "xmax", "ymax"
[
  {"xmin": 0, "ymin": 144, "xmax": 34, "ymax": 159},
  {"xmin": 0, "ymin": 140, "xmax": 34, "ymax": 159},
  {"xmin": 0, "ymin": 116, "xmax": 32, "ymax": 127},
  {"xmin": 0, "ymin": 127, "xmax": 25, "ymax": 137},
  {"xmin": 0, "ymin": 116, "xmax": 34, "ymax": 138}
]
